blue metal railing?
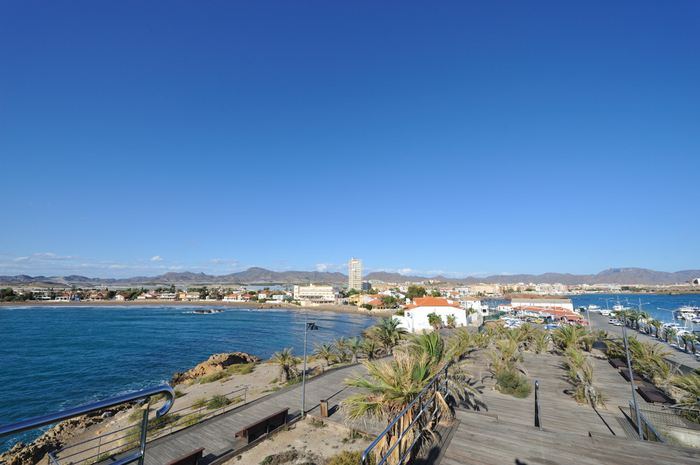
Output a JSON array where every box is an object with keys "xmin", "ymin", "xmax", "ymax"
[
  {"xmin": 0, "ymin": 385, "xmax": 175, "ymax": 465},
  {"xmin": 362, "ymin": 365, "xmax": 449, "ymax": 465},
  {"xmin": 48, "ymin": 387, "xmax": 248, "ymax": 465}
]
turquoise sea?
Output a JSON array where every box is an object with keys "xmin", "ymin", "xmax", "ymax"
[{"xmin": 0, "ymin": 305, "xmax": 376, "ymax": 453}]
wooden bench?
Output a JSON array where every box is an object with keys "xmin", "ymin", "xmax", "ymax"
[
  {"xmin": 235, "ymin": 408, "xmax": 289, "ymax": 444},
  {"xmin": 638, "ymin": 386, "xmax": 668, "ymax": 404},
  {"xmin": 608, "ymin": 358, "xmax": 627, "ymax": 369},
  {"xmin": 164, "ymin": 447, "xmax": 205, "ymax": 465},
  {"xmin": 620, "ymin": 368, "xmax": 642, "ymax": 382}
]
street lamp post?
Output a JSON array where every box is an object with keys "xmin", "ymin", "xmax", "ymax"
[
  {"xmin": 597, "ymin": 325, "xmax": 644, "ymax": 440},
  {"xmin": 622, "ymin": 323, "xmax": 644, "ymax": 440},
  {"xmin": 301, "ymin": 313, "xmax": 318, "ymax": 418}
]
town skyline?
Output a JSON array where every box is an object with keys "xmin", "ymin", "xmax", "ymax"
[
  {"xmin": 1, "ymin": 265, "xmax": 699, "ymax": 287},
  {"xmin": 2, "ymin": 3, "xmax": 698, "ymax": 281}
]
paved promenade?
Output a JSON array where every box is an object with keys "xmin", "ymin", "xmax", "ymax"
[
  {"xmin": 137, "ymin": 362, "xmax": 383, "ymax": 465},
  {"xmin": 587, "ymin": 311, "xmax": 700, "ymax": 372}
]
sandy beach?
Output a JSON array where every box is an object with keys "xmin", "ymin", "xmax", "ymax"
[{"xmin": 0, "ymin": 299, "xmax": 391, "ymax": 316}]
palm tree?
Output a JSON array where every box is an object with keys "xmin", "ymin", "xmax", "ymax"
[
  {"xmin": 313, "ymin": 343, "xmax": 335, "ymax": 367},
  {"xmin": 271, "ymin": 348, "xmax": 298, "ymax": 383},
  {"xmin": 672, "ymin": 372, "xmax": 700, "ymax": 411},
  {"xmin": 649, "ymin": 319, "xmax": 662, "ymax": 338},
  {"xmin": 344, "ymin": 352, "xmax": 445, "ymax": 465},
  {"xmin": 638, "ymin": 310, "xmax": 651, "ymax": 333},
  {"xmin": 532, "ymin": 330, "xmax": 550, "ymax": 354},
  {"xmin": 362, "ymin": 338, "xmax": 380, "ymax": 360},
  {"xmin": 563, "ymin": 348, "xmax": 605, "ymax": 408},
  {"xmin": 427, "ymin": 312, "xmax": 442, "ymax": 330},
  {"xmin": 345, "ymin": 332, "xmax": 475, "ymax": 465},
  {"xmin": 551, "ymin": 325, "xmax": 591, "ymax": 352},
  {"xmin": 347, "ymin": 337, "xmax": 363, "ymax": 363},
  {"xmin": 666, "ymin": 327, "xmax": 679, "ymax": 346},
  {"xmin": 333, "ymin": 336, "xmax": 350, "ymax": 362},
  {"xmin": 680, "ymin": 334, "xmax": 694, "ymax": 353},
  {"xmin": 446, "ymin": 314, "xmax": 457, "ymax": 328},
  {"xmin": 367, "ymin": 317, "xmax": 408, "ymax": 356},
  {"xmin": 450, "ymin": 328, "xmax": 476, "ymax": 359}
]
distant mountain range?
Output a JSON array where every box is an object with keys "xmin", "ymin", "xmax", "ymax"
[{"xmin": 0, "ymin": 267, "xmax": 698, "ymax": 287}]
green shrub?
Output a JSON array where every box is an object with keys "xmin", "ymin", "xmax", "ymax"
[
  {"xmin": 148, "ymin": 413, "xmax": 181, "ymax": 433},
  {"xmin": 191, "ymin": 398, "xmax": 208, "ymax": 410},
  {"xmin": 310, "ymin": 419, "xmax": 326, "ymax": 428},
  {"xmin": 327, "ymin": 451, "xmax": 375, "ymax": 465},
  {"xmin": 495, "ymin": 370, "xmax": 532, "ymax": 398},
  {"xmin": 206, "ymin": 395, "xmax": 232, "ymax": 410},
  {"xmin": 175, "ymin": 389, "xmax": 185, "ymax": 398},
  {"xmin": 128, "ymin": 408, "xmax": 147, "ymax": 423},
  {"xmin": 179, "ymin": 413, "xmax": 205, "ymax": 428}
]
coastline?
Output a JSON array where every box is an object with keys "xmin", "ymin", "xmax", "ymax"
[{"xmin": 0, "ymin": 299, "xmax": 393, "ymax": 316}]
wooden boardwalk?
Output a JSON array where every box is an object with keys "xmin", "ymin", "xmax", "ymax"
[
  {"xmin": 439, "ymin": 347, "xmax": 700, "ymax": 464},
  {"xmin": 441, "ymin": 408, "xmax": 699, "ymax": 465},
  {"xmin": 135, "ymin": 362, "xmax": 383, "ymax": 465},
  {"xmin": 463, "ymin": 350, "xmax": 637, "ymax": 437}
]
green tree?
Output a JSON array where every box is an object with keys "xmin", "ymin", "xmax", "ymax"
[
  {"xmin": 381, "ymin": 295, "xmax": 396, "ymax": 306},
  {"xmin": 430, "ymin": 290, "xmax": 441, "ymax": 298},
  {"xmin": 405, "ymin": 286, "xmax": 426, "ymax": 300}
]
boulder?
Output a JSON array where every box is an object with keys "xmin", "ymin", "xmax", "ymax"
[{"xmin": 170, "ymin": 352, "xmax": 260, "ymax": 385}]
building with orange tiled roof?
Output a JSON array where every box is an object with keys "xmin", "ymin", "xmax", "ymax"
[{"xmin": 395, "ymin": 296, "xmax": 469, "ymax": 333}]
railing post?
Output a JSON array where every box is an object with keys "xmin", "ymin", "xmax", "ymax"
[
  {"xmin": 534, "ymin": 380, "xmax": 541, "ymax": 429},
  {"xmin": 137, "ymin": 398, "xmax": 151, "ymax": 465}
]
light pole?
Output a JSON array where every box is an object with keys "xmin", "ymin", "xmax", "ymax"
[
  {"xmin": 301, "ymin": 313, "xmax": 318, "ymax": 418},
  {"xmin": 622, "ymin": 324, "xmax": 644, "ymax": 440},
  {"xmin": 598, "ymin": 327, "xmax": 643, "ymax": 440}
]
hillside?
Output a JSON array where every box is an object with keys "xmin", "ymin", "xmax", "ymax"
[{"xmin": 0, "ymin": 267, "xmax": 697, "ymax": 287}]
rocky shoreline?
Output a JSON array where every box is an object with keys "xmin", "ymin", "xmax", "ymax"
[{"xmin": 0, "ymin": 352, "xmax": 262, "ymax": 465}]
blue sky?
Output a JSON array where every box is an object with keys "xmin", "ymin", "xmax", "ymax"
[{"xmin": 1, "ymin": 1, "xmax": 698, "ymax": 279}]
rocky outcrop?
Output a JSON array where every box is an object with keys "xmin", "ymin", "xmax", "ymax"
[
  {"xmin": 170, "ymin": 352, "xmax": 260, "ymax": 386},
  {"xmin": 0, "ymin": 407, "xmax": 127, "ymax": 465}
]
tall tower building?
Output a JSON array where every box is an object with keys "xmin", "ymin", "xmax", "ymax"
[{"xmin": 348, "ymin": 258, "xmax": 362, "ymax": 291}]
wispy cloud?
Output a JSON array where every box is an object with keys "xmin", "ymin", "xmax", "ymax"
[
  {"xmin": 32, "ymin": 253, "xmax": 80, "ymax": 261},
  {"xmin": 210, "ymin": 258, "xmax": 238, "ymax": 265},
  {"xmin": 150, "ymin": 256, "xmax": 164, "ymax": 262},
  {"xmin": 315, "ymin": 263, "xmax": 346, "ymax": 272}
]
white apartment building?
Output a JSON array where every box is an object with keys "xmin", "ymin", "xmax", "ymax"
[
  {"xmin": 349, "ymin": 258, "xmax": 362, "ymax": 291},
  {"xmin": 293, "ymin": 284, "xmax": 337, "ymax": 305},
  {"xmin": 510, "ymin": 297, "xmax": 574, "ymax": 313}
]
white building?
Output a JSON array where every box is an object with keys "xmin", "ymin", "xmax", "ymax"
[
  {"xmin": 510, "ymin": 297, "xmax": 574, "ymax": 313},
  {"xmin": 349, "ymin": 258, "xmax": 362, "ymax": 291},
  {"xmin": 294, "ymin": 284, "xmax": 337, "ymax": 305},
  {"xmin": 396, "ymin": 297, "xmax": 467, "ymax": 333}
]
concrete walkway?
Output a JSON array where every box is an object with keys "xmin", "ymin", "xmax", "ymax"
[
  {"xmin": 588, "ymin": 312, "xmax": 700, "ymax": 372},
  {"xmin": 135, "ymin": 362, "xmax": 383, "ymax": 465}
]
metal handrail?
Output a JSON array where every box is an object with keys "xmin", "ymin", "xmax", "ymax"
[
  {"xmin": 629, "ymin": 400, "xmax": 667, "ymax": 444},
  {"xmin": 0, "ymin": 385, "xmax": 175, "ymax": 465},
  {"xmin": 362, "ymin": 365, "xmax": 448, "ymax": 465},
  {"xmin": 48, "ymin": 386, "xmax": 247, "ymax": 465}
]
